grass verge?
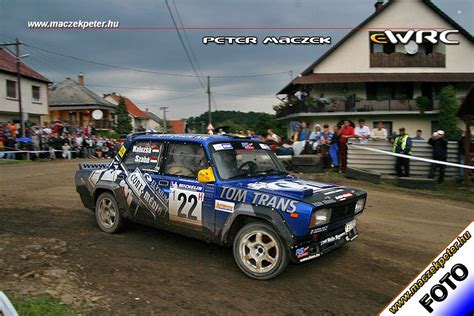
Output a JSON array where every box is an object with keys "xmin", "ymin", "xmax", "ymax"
[{"xmin": 9, "ymin": 295, "xmax": 72, "ymax": 316}]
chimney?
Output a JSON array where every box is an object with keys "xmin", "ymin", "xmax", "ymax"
[
  {"xmin": 78, "ymin": 73, "xmax": 84, "ymax": 86},
  {"xmin": 374, "ymin": 0, "xmax": 384, "ymax": 12}
]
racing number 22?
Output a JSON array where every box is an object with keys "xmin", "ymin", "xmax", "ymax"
[
  {"xmin": 177, "ymin": 193, "xmax": 198, "ymax": 220},
  {"xmin": 169, "ymin": 188, "xmax": 204, "ymax": 223}
]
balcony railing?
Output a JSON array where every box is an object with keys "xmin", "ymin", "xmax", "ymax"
[{"xmin": 275, "ymin": 99, "xmax": 440, "ymax": 118}]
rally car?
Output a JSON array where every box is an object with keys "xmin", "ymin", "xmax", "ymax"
[{"xmin": 75, "ymin": 133, "xmax": 367, "ymax": 280}]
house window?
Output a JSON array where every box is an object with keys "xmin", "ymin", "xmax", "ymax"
[
  {"xmin": 6, "ymin": 80, "xmax": 17, "ymax": 99},
  {"xmin": 32, "ymin": 85, "xmax": 41, "ymax": 102}
]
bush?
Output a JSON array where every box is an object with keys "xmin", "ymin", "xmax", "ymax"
[
  {"xmin": 438, "ymin": 86, "xmax": 462, "ymax": 141},
  {"xmin": 416, "ymin": 96, "xmax": 431, "ymax": 114}
]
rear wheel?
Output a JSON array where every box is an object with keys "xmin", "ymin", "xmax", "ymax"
[
  {"xmin": 233, "ymin": 222, "xmax": 289, "ymax": 280},
  {"xmin": 95, "ymin": 192, "xmax": 124, "ymax": 233}
]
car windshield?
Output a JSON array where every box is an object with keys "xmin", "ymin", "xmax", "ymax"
[{"xmin": 211, "ymin": 142, "xmax": 287, "ymax": 180}]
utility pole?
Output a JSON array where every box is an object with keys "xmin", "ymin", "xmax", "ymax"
[
  {"xmin": 207, "ymin": 76, "xmax": 212, "ymax": 125},
  {"xmin": 15, "ymin": 38, "xmax": 25, "ymax": 137},
  {"xmin": 290, "ymin": 70, "xmax": 293, "ymax": 82},
  {"xmin": 1, "ymin": 38, "xmax": 25, "ymax": 137},
  {"xmin": 160, "ymin": 107, "xmax": 168, "ymax": 134}
]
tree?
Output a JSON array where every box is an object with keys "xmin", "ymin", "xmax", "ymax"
[
  {"xmin": 115, "ymin": 96, "xmax": 132, "ymax": 134},
  {"xmin": 438, "ymin": 86, "xmax": 462, "ymax": 140}
]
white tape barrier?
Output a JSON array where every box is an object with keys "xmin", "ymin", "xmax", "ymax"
[
  {"xmin": 0, "ymin": 149, "xmax": 79, "ymax": 154},
  {"xmin": 348, "ymin": 144, "xmax": 474, "ymax": 170}
]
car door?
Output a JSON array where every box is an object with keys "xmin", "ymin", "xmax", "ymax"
[
  {"xmin": 119, "ymin": 139, "xmax": 168, "ymax": 223},
  {"xmin": 156, "ymin": 141, "xmax": 216, "ymax": 238}
]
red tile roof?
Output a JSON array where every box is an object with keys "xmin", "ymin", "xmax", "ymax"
[
  {"xmin": 106, "ymin": 93, "xmax": 149, "ymax": 119},
  {"xmin": 0, "ymin": 48, "xmax": 50, "ymax": 82},
  {"xmin": 168, "ymin": 119, "xmax": 186, "ymax": 133}
]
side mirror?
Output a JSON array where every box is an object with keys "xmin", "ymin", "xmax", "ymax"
[{"xmin": 198, "ymin": 167, "xmax": 216, "ymax": 183}]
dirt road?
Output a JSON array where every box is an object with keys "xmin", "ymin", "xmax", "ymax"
[{"xmin": 0, "ymin": 160, "xmax": 472, "ymax": 314}]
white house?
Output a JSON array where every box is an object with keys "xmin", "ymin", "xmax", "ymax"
[
  {"xmin": 0, "ymin": 48, "xmax": 50, "ymax": 126},
  {"xmin": 276, "ymin": 0, "xmax": 474, "ymax": 137}
]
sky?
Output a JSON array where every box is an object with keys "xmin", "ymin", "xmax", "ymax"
[{"xmin": 0, "ymin": 0, "xmax": 472, "ymax": 119}]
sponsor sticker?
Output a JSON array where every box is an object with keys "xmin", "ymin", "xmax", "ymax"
[
  {"xmin": 118, "ymin": 145, "xmax": 126, "ymax": 158},
  {"xmin": 295, "ymin": 246, "xmax": 309, "ymax": 258},
  {"xmin": 259, "ymin": 143, "xmax": 271, "ymax": 150},
  {"xmin": 241, "ymin": 142, "xmax": 254, "ymax": 150},
  {"xmin": 213, "ymin": 143, "xmax": 233, "ymax": 151},
  {"xmin": 214, "ymin": 200, "xmax": 235, "ymax": 213}
]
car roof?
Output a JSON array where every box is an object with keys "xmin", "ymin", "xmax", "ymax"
[{"xmin": 132, "ymin": 133, "xmax": 259, "ymax": 145}]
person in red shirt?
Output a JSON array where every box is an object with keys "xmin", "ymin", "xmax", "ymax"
[{"xmin": 338, "ymin": 120, "xmax": 355, "ymax": 172}]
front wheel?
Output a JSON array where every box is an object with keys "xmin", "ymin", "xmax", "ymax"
[
  {"xmin": 95, "ymin": 192, "xmax": 124, "ymax": 233},
  {"xmin": 233, "ymin": 222, "xmax": 289, "ymax": 280}
]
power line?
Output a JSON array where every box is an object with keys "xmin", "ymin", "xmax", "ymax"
[
  {"xmin": 165, "ymin": 0, "xmax": 206, "ymax": 90},
  {"xmin": 21, "ymin": 41, "xmax": 291, "ymax": 79},
  {"xmin": 85, "ymin": 83, "xmax": 201, "ymax": 93},
  {"xmin": 24, "ymin": 43, "xmax": 201, "ymax": 78}
]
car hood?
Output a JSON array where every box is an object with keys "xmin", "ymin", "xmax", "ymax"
[{"xmin": 235, "ymin": 176, "xmax": 365, "ymax": 204}]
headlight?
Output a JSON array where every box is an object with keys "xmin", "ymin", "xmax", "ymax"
[
  {"xmin": 355, "ymin": 198, "xmax": 366, "ymax": 213},
  {"xmin": 309, "ymin": 208, "xmax": 332, "ymax": 227}
]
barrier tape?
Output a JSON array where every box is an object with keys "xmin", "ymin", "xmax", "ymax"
[
  {"xmin": 0, "ymin": 149, "xmax": 79, "ymax": 153},
  {"xmin": 348, "ymin": 144, "xmax": 474, "ymax": 170}
]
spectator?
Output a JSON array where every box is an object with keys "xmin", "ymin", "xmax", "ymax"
[
  {"xmin": 62, "ymin": 141, "xmax": 72, "ymax": 160},
  {"xmin": 413, "ymin": 129, "xmax": 425, "ymax": 140},
  {"xmin": 338, "ymin": 120, "xmax": 354, "ymax": 172},
  {"xmin": 320, "ymin": 124, "xmax": 334, "ymax": 168},
  {"xmin": 329, "ymin": 126, "xmax": 340, "ymax": 171},
  {"xmin": 458, "ymin": 134, "xmax": 465, "ymax": 183},
  {"xmin": 266, "ymin": 129, "xmax": 280, "ymax": 143},
  {"xmin": 309, "ymin": 124, "xmax": 322, "ymax": 151},
  {"xmin": 354, "ymin": 119, "xmax": 371, "ymax": 144},
  {"xmin": 428, "ymin": 130, "xmax": 448, "ymax": 183},
  {"xmin": 392, "ymin": 127, "xmax": 412, "ymax": 177},
  {"xmin": 294, "ymin": 89, "xmax": 303, "ymax": 102},
  {"xmin": 371, "ymin": 122, "xmax": 388, "ymax": 141},
  {"xmin": 299, "ymin": 122, "xmax": 310, "ymax": 141}
]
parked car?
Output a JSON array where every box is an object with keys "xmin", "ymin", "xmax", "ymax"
[{"xmin": 75, "ymin": 133, "xmax": 367, "ymax": 279}]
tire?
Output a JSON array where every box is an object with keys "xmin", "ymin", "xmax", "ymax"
[
  {"xmin": 95, "ymin": 192, "xmax": 125, "ymax": 234},
  {"xmin": 233, "ymin": 221, "xmax": 289, "ymax": 280}
]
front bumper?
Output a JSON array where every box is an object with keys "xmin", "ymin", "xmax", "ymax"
[{"xmin": 291, "ymin": 218, "xmax": 358, "ymax": 263}]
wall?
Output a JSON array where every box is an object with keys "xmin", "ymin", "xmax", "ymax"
[
  {"xmin": 0, "ymin": 72, "xmax": 49, "ymax": 121},
  {"xmin": 347, "ymin": 139, "xmax": 460, "ymax": 178}
]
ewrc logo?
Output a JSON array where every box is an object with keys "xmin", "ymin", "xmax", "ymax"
[{"xmin": 370, "ymin": 30, "xmax": 460, "ymax": 45}]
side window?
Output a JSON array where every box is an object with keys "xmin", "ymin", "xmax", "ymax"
[
  {"xmin": 164, "ymin": 142, "xmax": 208, "ymax": 179},
  {"xmin": 123, "ymin": 141, "xmax": 163, "ymax": 172}
]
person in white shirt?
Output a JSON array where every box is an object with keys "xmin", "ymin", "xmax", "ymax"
[
  {"xmin": 266, "ymin": 129, "xmax": 280, "ymax": 143},
  {"xmin": 294, "ymin": 90, "xmax": 303, "ymax": 101},
  {"xmin": 354, "ymin": 119, "xmax": 371, "ymax": 144},
  {"xmin": 62, "ymin": 142, "xmax": 72, "ymax": 160},
  {"xmin": 371, "ymin": 121, "xmax": 388, "ymax": 141}
]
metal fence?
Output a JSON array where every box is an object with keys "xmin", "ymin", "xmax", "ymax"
[{"xmin": 347, "ymin": 139, "xmax": 460, "ymax": 177}]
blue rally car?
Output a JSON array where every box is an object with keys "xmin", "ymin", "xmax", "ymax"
[{"xmin": 75, "ymin": 133, "xmax": 367, "ymax": 279}]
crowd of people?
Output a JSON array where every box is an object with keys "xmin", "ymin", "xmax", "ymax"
[
  {"xmin": 0, "ymin": 120, "xmax": 122, "ymax": 160},
  {"xmin": 260, "ymin": 119, "xmax": 467, "ymax": 184},
  {"xmin": 1, "ymin": 119, "xmax": 468, "ymax": 183}
]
